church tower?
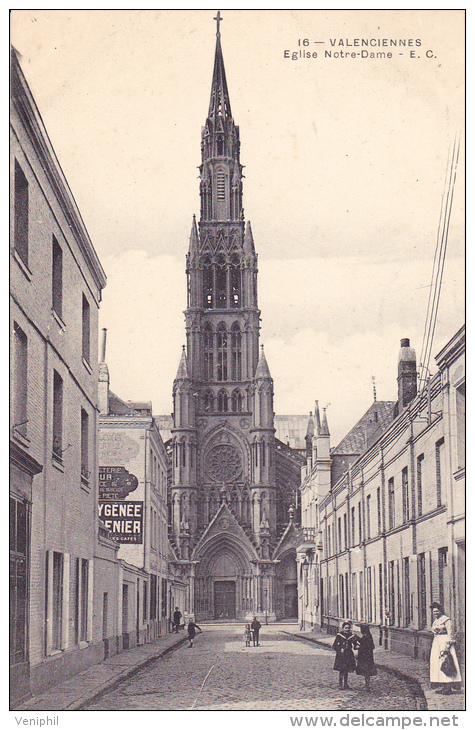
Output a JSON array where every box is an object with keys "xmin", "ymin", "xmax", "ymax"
[{"xmin": 170, "ymin": 13, "xmax": 284, "ymax": 622}]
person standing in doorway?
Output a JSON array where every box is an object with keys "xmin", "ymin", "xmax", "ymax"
[
  {"xmin": 173, "ymin": 607, "xmax": 182, "ymax": 633},
  {"xmin": 187, "ymin": 618, "xmax": 202, "ymax": 648},
  {"xmin": 251, "ymin": 616, "xmax": 261, "ymax": 646}
]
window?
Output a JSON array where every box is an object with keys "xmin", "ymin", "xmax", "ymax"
[
  {"xmin": 388, "ymin": 561, "xmax": 395, "ymax": 625},
  {"xmin": 161, "ymin": 578, "xmax": 167, "ymax": 618},
  {"xmin": 231, "ymin": 389, "xmax": 243, "ymax": 412},
  {"xmin": 402, "ymin": 467, "xmax": 409, "ymax": 523},
  {"xmin": 358, "ymin": 502, "xmax": 362, "ymax": 544},
  {"xmin": 417, "ymin": 552, "xmax": 427, "ymax": 629},
  {"xmin": 150, "ymin": 574, "xmax": 157, "ymax": 620},
  {"xmin": 388, "ymin": 478, "xmax": 395, "ymax": 529},
  {"xmin": 13, "ymin": 323, "xmax": 28, "ymax": 436},
  {"xmin": 203, "ymin": 324, "xmax": 214, "ymax": 379},
  {"xmin": 368, "ymin": 495, "xmax": 373, "ymax": 537},
  {"xmin": 366, "ymin": 567, "xmax": 373, "ymax": 622},
  {"xmin": 204, "ymin": 389, "xmax": 214, "ymax": 412},
  {"xmin": 80, "ymin": 558, "xmax": 89, "ymax": 642},
  {"xmin": 403, "ymin": 557, "xmax": 411, "ymax": 626},
  {"xmin": 217, "ymin": 389, "xmax": 228, "ymax": 412},
  {"xmin": 377, "ymin": 487, "xmax": 381, "ymax": 533},
  {"xmin": 216, "ymin": 264, "xmax": 227, "ymax": 307},
  {"xmin": 14, "ymin": 160, "xmax": 29, "ymax": 265},
  {"xmin": 435, "ymin": 439, "xmax": 444, "ymax": 508},
  {"xmin": 52, "ymin": 551, "xmax": 64, "ymax": 651},
  {"xmin": 438, "ymin": 546, "xmax": 448, "ymax": 611},
  {"xmin": 52, "ymin": 237, "xmax": 63, "ymax": 318},
  {"xmin": 10, "ymin": 496, "xmax": 29, "ymax": 665},
  {"xmin": 203, "ymin": 264, "xmax": 213, "ymax": 308},
  {"xmin": 80, "ymin": 409, "xmax": 89, "ymax": 481},
  {"xmin": 230, "ymin": 264, "xmax": 241, "ymax": 307},
  {"xmin": 338, "ymin": 517, "xmax": 342, "ymax": 552},
  {"xmin": 416, "ymin": 454, "xmax": 424, "ymax": 517},
  {"xmin": 216, "ymin": 324, "xmax": 227, "ymax": 381},
  {"xmin": 143, "ymin": 582, "xmax": 148, "ymax": 623},
  {"xmin": 52, "ymin": 370, "xmax": 63, "ymax": 460},
  {"xmin": 455, "ymin": 383, "xmax": 465, "ymax": 468},
  {"xmin": 231, "ymin": 323, "xmax": 242, "ymax": 380},
  {"xmin": 351, "ymin": 506, "xmax": 355, "ymax": 546},
  {"xmin": 82, "ymin": 294, "xmax": 90, "ymax": 363},
  {"xmin": 217, "ymin": 170, "xmax": 226, "ymax": 199},
  {"xmin": 343, "ymin": 513, "xmax": 348, "ymax": 550}
]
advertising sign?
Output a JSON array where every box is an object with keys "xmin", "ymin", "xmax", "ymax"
[
  {"xmin": 98, "ymin": 500, "xmax": 143, "ymax": 544},
  {"xmin": 99, "ymin": 466, "xmax": 138, "ymax": 500}
]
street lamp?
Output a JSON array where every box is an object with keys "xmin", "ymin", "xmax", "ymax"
[{"xmin": 264, "ymin": 587, "xmax": 268, "ymax": 625}]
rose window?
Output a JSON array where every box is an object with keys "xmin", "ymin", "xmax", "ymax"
[{"xmin": 206, "ymin": 444, "xmax": 242, "ymax": 482}]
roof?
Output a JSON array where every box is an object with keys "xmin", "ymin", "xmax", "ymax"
[
  {"xmin": 331, "ymin": 401, "xmax": 396, "ymax": 455},
  {"xmin": 108, "ymin": 392, "xmax": 152, "ymax": 417},
  {"xmin": 274, "ymin": 415, "xmax": 309, "ymax": 450}
]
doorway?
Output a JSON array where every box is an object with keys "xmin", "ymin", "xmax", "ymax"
[
  {"xmin": 284, "ymin": 583, "xmax": 298, "ymax": 618},
  {"xmin": 214, "ymin": 581, "xmax": 236, "ymax": 619}
]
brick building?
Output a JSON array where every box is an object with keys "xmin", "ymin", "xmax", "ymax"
[
  {"xmin": 10, "ymin": 49, "xmax": 107, "ymax": 705},
  {"xmin": 98, "ymin": 331, "xmax": 171, "ymax": 647},
  {"xmin": 298, "ymin": 329, "xmax": 465, "ymax": 662}
]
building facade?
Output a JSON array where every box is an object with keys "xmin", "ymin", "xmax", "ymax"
[
  {"xmin": 298, "ymin": 330, "xmax": 465, "ymax": 662},
  {"xmin": 168, "ymin": 20, "xmax": 303, "ymax": 622},
  {"xmin": 98, "ymin": 331, "xmax": 171, "ymax": 647},
  {"xmin": 10, "ymin": 49, "xmax": 107, "ymax": 705}
]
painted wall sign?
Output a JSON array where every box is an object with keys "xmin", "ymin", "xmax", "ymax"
[
  {"xmin": 98, "ymin": 500, "xmax": 143, "ymax": 543},
  {"xmin": 99, "ymin": 466, "xmax": 138, "ymax": 500}
]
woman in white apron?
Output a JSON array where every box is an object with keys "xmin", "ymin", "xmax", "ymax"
[{"xmin": 429, "ymin": 602, "xmax": 462, "ymax": 694}]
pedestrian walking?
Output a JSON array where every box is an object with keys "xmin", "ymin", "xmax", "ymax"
[
  {"xmin": 429, "ymin": 602, "xmax": 462, "ymax": 694},
  {"xmin": 187, "ymin": 618, "xmax": 202, "ymax": 648},
  {"xmin": 173, "ymin": 607, "xmax": 182, "ymax": 634},
  {"xmin": 250, "ymin": 617, "xmax": 261, "ymax": 646},
  {"xmin": 244, "ymin": 624, "xmax": 251, "ymax": 647},
  {"xmin": 356, "ymin": 624, "xmax": 377, "ymax": 691},
  {"xmin": 332, "ymin": 621, "xmax": 359, "ymax": 689}
]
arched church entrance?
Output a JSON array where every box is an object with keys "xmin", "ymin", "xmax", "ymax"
[
  {"xmin": 275, "ymin": 550, "xmax": 298, "ymax": 620},
  {"xmin": 194, "ymin": 536, "xmax": 254, "ymax": 621}
]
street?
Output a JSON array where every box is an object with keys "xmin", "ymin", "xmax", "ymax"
[{"xmin": 84, "ymin": 626, "xmax": 423, "ymax": 711}]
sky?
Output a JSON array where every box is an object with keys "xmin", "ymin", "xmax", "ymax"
[{"xmin": 10, "ymin": 9, "xmax": 465, "ymax": 445}]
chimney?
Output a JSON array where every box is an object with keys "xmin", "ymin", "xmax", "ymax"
[
  {"xmin": 98, "ymin": 328, "xmax": 109, "ymax": 415},
  {"xmin": 397, "ymin": 338, "xmax": 417, "ymax": 411}
]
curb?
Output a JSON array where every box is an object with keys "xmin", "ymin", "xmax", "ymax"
[
  {"xmin": 71, "ymin": 635, "xmax": 188, "ymax": 710},
  {"xmin": 283, "ymin": 631, "xmax": 427, "ymax": 710}
]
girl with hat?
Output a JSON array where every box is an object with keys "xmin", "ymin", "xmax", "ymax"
[{"xmin": 332, "ymin": 621, "xmax": 359, "ymax": 689}]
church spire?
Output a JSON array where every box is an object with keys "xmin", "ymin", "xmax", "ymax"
[
  {"xmin": 188, "ymin": 215, "xmax": 199, "ymax": 257},
  {"xmin": 208, "ymin": 12, "xmax": 232, "ymax": 121},
  {"xmin": 175, "ymin": 346, "xmax": 190, "ymax": 380}
]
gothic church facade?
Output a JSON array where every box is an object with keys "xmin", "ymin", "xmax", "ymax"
[{"xmin": 169, "ymin": 18, "xmax": 303, "ymax": 622}]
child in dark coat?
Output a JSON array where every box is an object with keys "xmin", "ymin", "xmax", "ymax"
[
  {"xmin": 356, "ymin": 625, "xmax": 377, "ymax": 691},
  {"xmin": 332, "ymin": 621, "xmax": 359, "ymax": 689},
  {"xmin": 187, "ymin": 619, "xmax": 202, "ymax": 648}
]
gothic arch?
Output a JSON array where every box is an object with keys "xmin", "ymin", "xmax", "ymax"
[{"xmin": 195, "ymin": 532, "xmax": 254, "ymax": 575}]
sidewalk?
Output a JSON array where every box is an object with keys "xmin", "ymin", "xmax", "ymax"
[
  {"xmin": 15, "ymin": 631, "xmax": 187, "ymax": 712},
  {"xmin": 283, "ymin": 627, "xmax": 465, "ymax": 713}
]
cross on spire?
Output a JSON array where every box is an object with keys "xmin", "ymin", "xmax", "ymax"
[{"xmin": 214, "ymin": 11, "xmax": 222, "ymax": 36}]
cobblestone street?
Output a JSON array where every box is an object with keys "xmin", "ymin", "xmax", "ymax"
[{"xmin": 85, "ymin": 626, "xmax": 423, "ymax": 711}]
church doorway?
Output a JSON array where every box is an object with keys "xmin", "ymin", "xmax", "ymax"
[
  {"xmin": 284, "ymin": 583, "xmax": 298, "ymax": 618},
  {"xmin": 275, "ymin": 549, "xmax": 298, "ymax": 620},
  {"xmin": 214, "ymin": 581, "xmax": 236, "ymax": 619}
]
